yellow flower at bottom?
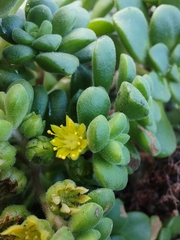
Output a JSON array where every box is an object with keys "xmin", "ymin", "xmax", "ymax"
[
  {"xmin": 1, "ymin": 215, "xmax": 53, "ymax": 240},
  {"xmin": 47, "ymin": 115, "xmax": 88, "ymax": 160}
]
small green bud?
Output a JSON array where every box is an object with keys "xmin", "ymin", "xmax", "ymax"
[
  {"xmin": 0, "ymin": 166, "xmax": 27, "ymax": 195},
  {"xmin": 69, "ymin": 202, "xmax": 103, "ymax": 234},
  {"xmin": 0, "ymin": 205, "xmax": 30, "ymax": 233},
  {"xmin": 19, "ymin": 112, "xmax": 45, "ymax": 138},
  {"xmin": 0, "ymin": 205, "xmax": 30, "ymax": 223},
  {"xmin": 87, "ymin": 115, "xmax": 110, "ymax": 153},
  {"xmin": 26, "ymin": 136, "xmax": 55, "ymax": 164},
  {"xmin": 46, "ymin": 179, "xmax": 90, "ymax": 218},
  {"xmin": 0, "ymin": 141, "xmax": 16, "ymax": 172}
]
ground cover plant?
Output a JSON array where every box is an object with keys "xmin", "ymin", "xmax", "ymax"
[{"xmin": 0, "ymin": 0, "xmax": 180, "ymax": 239}]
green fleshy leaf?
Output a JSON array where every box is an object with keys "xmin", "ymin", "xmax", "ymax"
[
  {"xmin": 0, "ymin": 120, "xmax": 13, "ymax": 141},
  {"xmin": 92, "ymin": 35, "xmax": 116, "ymax": 92},
  {"xmin": 87, "ymin": 188, "xmax": 115, "ymax": 215},
  {"xmin": 90, "ymin": 0, "xmax": 114, "ymax": 19},
  {"xmin": 93, "ymin": 153, "xmax": 128, "ymax": 190},
  {"xmin": 5, "ymin": 84, "xmax": 29, "ymax": 128},
  {"xmin": 32, "ymin": 34, "xmax": 62, "ymax": 52},
  {"xmin": 170, "ymin": 44, "xmax": 180, "ymax": 66},
  {"xmin": 130, "ymin": 121, "xmax": 161, "ymax": 156},
  {"xmin": 120, "ymin": 212, "xmax": 151, "ymax": 240},
  {"xmin": 117, "ymin": 54, "xmax": 136, "ymax": 91},
  {"xmin": 106, "ymin": 199, "xmax": 127, "ymax": 235},
  {"xmin": 69, "ymin": 203, "xmax": 103, "ymax": 234},
  {"xmin": 149, "ymin": 4, "xmax": 180, "ymax": 51},
  {"xmin": 52, "ymin": 6, "xmax": 78, "ymax": 36},
  {"xmin": 58, "ymin": 28, "xmax": 96, "ymax": 54},
  {"xmin": 77, "ymin": 86, "xmax": 111, "ymax": 126},
  {"xmin": 37, "ymin": 20, "xmax": 52, "ymax": 37},
  {"xmin": 12, "ymin": 28, "xmax": 35, "ymax": 45},
  {"xmin": 2, "ymin": 44, "xmax": 37, "ymax": 65},
  {"xmin": 27, "ymin": 5, "xmax": 52, "ymax": 27},
  {"xmin": 148, "ymin": 71, "xmax": 171, "ymax": 102},
  {"xmin": 0, "ymin": 0, "xmax": 21, "ymax": 17},
  {"xmin": 114, "ymin": 0, "xmax": 149, "ymax": 19},
  {"xmin": 115, "ymin": 82, "xmax": 149, "ymax": 121},
  {"xmin": 113, "ymin": 7, "xmax": 149, "ymax": 63},
  {"xmin": 87, "ymin": 115, "xmax": 110, "ymax": 153},
  {"xmin": 51, "ymin": 227, "xmax": 74, "ymax": 240},
  {"xmin": 165, "ymin": 216, "xmax": 180, "ymax": 238},
  {"xmin": 157, "ymin": 227, "xmax": 171, "ymax": 240},
  {"xmin": 73, "ymin": 7, "xmax": 90, "ymax": 29},
  {"xmin": 168, "ymin": 64, "xmax": 180, "ymax": 82},
  {"xmin": 94, "ymin": 217, "xmax": 113, "ymax": 240},
  {"xmin": 158, "ymin": 0, "xmax": 180, "ymax": 9},
  {"xmin": 88, "ymin": 18, "xmax": 114, "ymax": 36},
  {"xmin": 35, "ymin": 52, "xmax": 79, "ymax": 75},
  {"xmin": 132, "ymin": 75, "xmax": 151, "ymax": 101},
  {"xmin": 155, "ymin": 102, "xmax": 176, "ymax": 158},
  {"xmin": 169, "ymin": 81, "xmax": 180, "ymax": 104},
  {"xmin": 148, "ymin": 43, "xmax": 169, "ymax": 75}
]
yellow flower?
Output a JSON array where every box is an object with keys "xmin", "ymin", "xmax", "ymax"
[
  {"xmin": 1, "ymin": 215, "xmax": 53, "ymax": 240},
  {"xmin": 47, "ymin": 115, "xmax": 88, "ymax": 160}
]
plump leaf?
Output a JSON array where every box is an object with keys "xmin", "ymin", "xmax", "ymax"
[
  {"xmin": 5, "ymin": 84, "xmax": 29, "ymax": 128},
  {"xmin": 148, "ymin": 43, "xmax": 169, "ymax": 75},
  {"xmin": 58, "ymin": 28, "xmax": 96, "ymax": 54},
  {"xmin": 93, "ymin": 153, "xmax": 128, "ymax": 190},
  {"xmin": 87, "ymin": 115, "xmax": 110, "ymax": 153},
  {"xmin": 2, "ymin": 44, "xmax": 37, "ymax": 64},
  {"xmin": 77, "ymin": 86, "xmax": 111, "ymax": 126},
  {"xmin": 120, "ymin": 212, "xmax": 151, "ymax": 240},
  {"xmin": 169, "ymin": 81, "xmax": 180, "ymax": 104},
  {"xmin": 149, "ymin": 4, "xmax": 180, "ymax": 51},
  {"xmin": 92, "ymin": 36, "xmax": 116, "ymax": 92},
  {"xmin": 113, "ymin": 7, "xmax": 149, "ymax": 63},
  {"xmin": 52, "ymin": 6, "xmax": 77, "ymax": 36},
  {"xmin": 115, "ymin": 82, "xmax": 149, "ymax": 120},
  {"xmin": 148, "ymin": 71, "xmax": 171, "ymax": 102},
  {"xmin": 0, "ymin": 120, "xmax": 13, "ymax": 141},
  {"xmin": 35, "ymin": 52, "xmax": 79, "ymax": 75},
  {"xmin": 69, "ymin": 203, "xmax": 103, "ymax": 234},
  {"xmin": 0, "ymin": 0, "xmax": 19, "ymax": 17},
  {"xmin": 88, "ymin": 18, "xmax": 114, "ymax": 36},
  {"xmin": 27, "ymin": 5, "xmax": 52, "ymax": 27},
  {"xmin": 90, "ymin": 0, "xmax": 114, "ymax": 19},
  {"xmin": 32, "ymin": 34, "xmax": 62, "ymax": 52},
  {"xmin": 12, "ymin": 28, "xmax": 35, "ymax": 45},
  {"xmin": 155, "ymin": 102, "xmax": 176, "ymax": 158},
  {"xmin": 114, "ymin": 0, "xmax": 149, "ymax": 19},
  {"xmin": 117, "ymin": 54, "xmax": 136, "ymax": 91}
]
